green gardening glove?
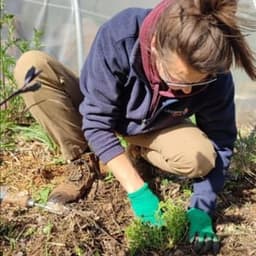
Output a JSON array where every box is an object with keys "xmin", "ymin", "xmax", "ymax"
[
  {"xmin": 127, "ymin": 183, "xmax": 162, "ymax": 226},
  {"xmin": 186, "ymin": 208, "xmax": 220, "ymax": 255}
]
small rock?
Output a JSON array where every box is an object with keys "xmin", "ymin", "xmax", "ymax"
[
  {"xmin": 173, "ymin": 249, "xmax": 184, "ymax": 256},
  {"xmin": 14, "ymin": 252, "xmax": 24, "ymax": 256}
]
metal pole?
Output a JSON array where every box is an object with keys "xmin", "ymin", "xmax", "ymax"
[{"xmin": 73, "ymin": 0, "xmax": 84, "ymax": 72}]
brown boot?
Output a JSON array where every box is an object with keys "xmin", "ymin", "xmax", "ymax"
[{"xmin": 48, "ymin": 152, "xmax": 98, "ymax": 204}]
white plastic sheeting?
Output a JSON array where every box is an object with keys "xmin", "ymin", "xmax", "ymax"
[
  {"xmin": 4, "ymin": 0, "xmax": 256, "ymax": 127},
  {"xmin": 5, "ymin": 0, "xmax": 160, "ymax": 72}
]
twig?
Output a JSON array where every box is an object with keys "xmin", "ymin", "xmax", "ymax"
[
  {"xmin": 47, "ymin": 242, "xmax": 65, "ymax": 247},
  {"xmin": 74, "ymin": 209, "xmax": 123, "ymax": 245}
]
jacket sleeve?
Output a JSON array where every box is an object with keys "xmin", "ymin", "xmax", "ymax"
[
  {"xmin": 79, "ymin": 25, "xmax": 129, "ymax": 164},
  {"xmin": 190, "ymin": 73, "xmax": 237, "ymax": 215}
]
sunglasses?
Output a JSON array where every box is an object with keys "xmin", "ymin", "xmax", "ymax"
[
  {"xmin": 164, "ymin": 76, "xmax": 217, "ymax": 88},
  {"xmin": 157, "ymin": 60, "xmax": 217, "ymax": 88}
]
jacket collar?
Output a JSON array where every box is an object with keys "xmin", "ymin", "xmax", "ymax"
[{"xmin": 130, "ymin": 39, "xmax": 149, "ymax": 85}]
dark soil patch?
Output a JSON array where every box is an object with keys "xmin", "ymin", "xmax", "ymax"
[{"xmin": 0, "ymin": 142, "xmax": 256, "ymax": 256}]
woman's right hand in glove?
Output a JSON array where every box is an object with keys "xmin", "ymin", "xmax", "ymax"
[{"xmin": 128, "ymin": 182, "xmax": 162, "ymax": 225}]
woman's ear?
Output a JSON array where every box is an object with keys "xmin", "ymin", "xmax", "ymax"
[{"xmin": 150, "ymin": 35, "xmax": 157, "ymax": 55}]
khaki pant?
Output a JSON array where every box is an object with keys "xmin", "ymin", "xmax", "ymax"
[{"xmin": 14, "ymin": 50, "xmax": 216, "ymax": 178}]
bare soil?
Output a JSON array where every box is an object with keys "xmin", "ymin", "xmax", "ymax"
[{"xmin": 0, "ymin": 140, "xmax": 256, "ymax": 256}]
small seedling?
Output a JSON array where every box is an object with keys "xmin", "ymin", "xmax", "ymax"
[
  {"xmin": 118, "ymin": 135, "xmax": 128, "ymax": 148},
  {"xmin": 42, "ymin": 222, "xmax": 53, "ymax": 236},
  {"xmin": 75, "ymin": 246, "xmax": 85, "ymax": 256},
  {"xmin": 182, "ymin": 188, "xmax": 192, "ymax": 199},
  {"xmin": 103, "ymin": 171, "xmax": 115, "ymax": 183},
  {"xmin": 34, "ymin": 186, "xmax": 53, "ymax": 204},
  {"xmin": 24, "ymin": 226, "xmax": 37, "ymax": 238},
  {"xmin": 42, "ymin": 221, "xmax": 54, "ymax": 256},
  {"xmin": 161, "ymin": 178, "xmax": 170, "ymax": 186}
]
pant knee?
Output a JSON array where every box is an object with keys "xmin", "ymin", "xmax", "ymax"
[
  {"xmin": 142, "ymin": 147, "xmax": 216, "ymax": 178},
  {"xmin": 14, "ymin": 50, "xmax": 47, "ymax": 88},
  {"xmin": 180, "ymin": 150, "xmax": 217, "ymax": 178}
]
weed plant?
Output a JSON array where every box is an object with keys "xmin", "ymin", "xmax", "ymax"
[
  {"xmin": 232, "ymin": 129, "xmax": 256, "ymax": 179},
  {"xmin": 125, "ymin": 199, "xmax": 187, "ymax": 255},
  {"xmin": 12, "ymin": 123, "xmax": 57, "ymax": 154},
  {"xmin": 0, "ymin": 0, "xmax": 43, "ymax": 150}
]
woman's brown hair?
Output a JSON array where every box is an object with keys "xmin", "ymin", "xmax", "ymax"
[{"xmin": 154, "ymin": 0, "xmax": 256, "ymax": 80}]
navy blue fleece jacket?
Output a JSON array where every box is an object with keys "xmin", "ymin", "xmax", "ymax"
[{"xmin": 79, "ymin": 8, "xmax": 237, "ymax": 215}]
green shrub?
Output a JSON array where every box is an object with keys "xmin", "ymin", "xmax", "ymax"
[
  {"xmin": 159, "ymin": 199, "xmax": 188, "ymax": 248},
  {"xmin": 125, "ymin": 199, "xmax": 188, "ymax": 255},
  {"xmin": 125, "ymin": 220, "xmax": 165, "ymax": 255}
]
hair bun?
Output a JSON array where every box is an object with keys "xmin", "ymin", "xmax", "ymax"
[
  {"xmin": 194, "ymin": 0, "xmax": 237, "ymax": 16},
  {"xmin": 194, "ymin": 0, "xmax": 216, "ymax": 15}
]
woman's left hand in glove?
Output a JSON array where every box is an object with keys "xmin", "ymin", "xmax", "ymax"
[{"xmin": 186, "ymin": 208, "xmax": 220, "ymax": 255}]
